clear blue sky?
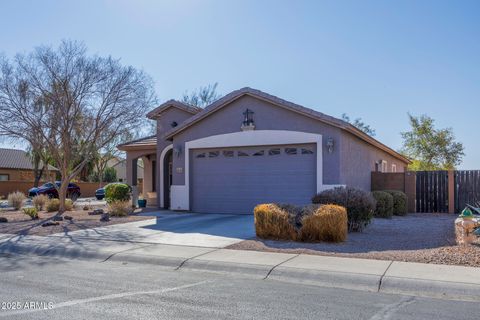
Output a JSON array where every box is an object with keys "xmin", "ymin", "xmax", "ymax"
[{"xmin": 1, "ymin": 0, "xmax": 478, "ymax": 169}]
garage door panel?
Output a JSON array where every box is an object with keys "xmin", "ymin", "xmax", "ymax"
[{"xmin": 191, "ymin": 144, "xmax": 316, "ymax": 214}]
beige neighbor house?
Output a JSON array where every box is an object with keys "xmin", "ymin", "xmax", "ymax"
[
  {"xmin": 106, "ymin": 157, "xmax": 144, "ymax": 184},
  {"xmin": 0, "ymin": 148, "xmax": 57, "ymax": 182}
]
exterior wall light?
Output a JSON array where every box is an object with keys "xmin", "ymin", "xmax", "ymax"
[
  {"xmin": 326, "ymin": 137, "xmax": 334, "ymax": 153},
  {"xmin": 173, "ymin": 146, "xmax": 182, "ymax": 158}
]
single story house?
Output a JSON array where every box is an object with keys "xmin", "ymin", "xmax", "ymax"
[
  {"xmin": 106, "ymin": 157, "xmax": 144, "ymax": 184},
  {"xmin": 118, "ymin": 87, "xmax": 410, "ymax": 214},
  {"xmin": 0, "ymin": 148, "xmax": 57, "ymax": 182}
]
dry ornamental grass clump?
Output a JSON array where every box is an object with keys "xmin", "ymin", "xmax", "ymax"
[
  {"xmin": 32, "ymin": 194, "xmax": 48, "ymax": 211},
  {"xmin": 254, "ymin": 204, "xmax": 298, "ymax": 240},
  {"xmin": 8, "ymin": 191, "xmax": 26, "ymax": 210},
  {"xmin": 298, "ymin": 205, "xmax": 347, "ymax": 242}
]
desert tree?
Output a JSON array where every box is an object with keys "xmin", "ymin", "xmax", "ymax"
[
  {"xmin": 181, "ymin": 82, "xmax": 220, "ymax": 108},
  {"xmin": 0, "ymin": 41, "xmax": 156, "ymax": 213},
  {"xmin": 341, "ymin": 113, "xmax": 376, "ymax": 137},
  {"xmin": 401, "ymin": 114, "xmax": 464, "ymax": 170}
]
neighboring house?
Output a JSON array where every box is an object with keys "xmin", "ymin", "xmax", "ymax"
[
  {"xmin": 118, "ymin": 87, "xmax": 410, "ymax": 213},
  {"xmin": 107, "ymin": 157, "xmax": 144, "ymax": 183},
  {"xmin": 0, "ymin": 148, "xmax": 57, "ymax": 182}
]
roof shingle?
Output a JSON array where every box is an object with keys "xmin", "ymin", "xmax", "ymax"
[{"xmin": 0, "ymin": 148, "xmax": 58, "ymax": 171}]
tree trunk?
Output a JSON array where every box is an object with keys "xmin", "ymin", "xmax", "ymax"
[
  {"xmin": 58, "ymin": 179, "xmax": 69, "ymax": 215},
  {"xmin": 34, "ymin": 166, "xmax": 45, "ymax": 188}
]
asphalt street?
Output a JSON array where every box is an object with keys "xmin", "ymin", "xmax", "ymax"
[{"xmin": 0, "ymin": 253, "xmax": 477, "ymax": 320}]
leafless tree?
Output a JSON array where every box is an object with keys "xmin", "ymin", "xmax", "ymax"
[
  {"xmin": 0, "ymin": 41, "xmax": 156, "ymax": 213},
  {"xmin": 181, "ymin": 83, "xmax": 220, "ymax": 108}
]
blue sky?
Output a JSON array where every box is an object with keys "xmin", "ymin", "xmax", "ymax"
[{"xmin": 0, "ymin": 0, "xmax": 478, "ymax": 169}]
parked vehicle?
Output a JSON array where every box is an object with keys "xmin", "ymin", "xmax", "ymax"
[
  {"xmin": 28, "ymin": 182, "xmax": 81, "ymax": 201},
  {"xmin": 95, "ymin": 187, "xmax": 105, "ymax": 200}
]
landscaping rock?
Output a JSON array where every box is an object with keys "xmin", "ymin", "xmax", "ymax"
[
  {"xmin": 64, "ymin": 215, "xmax": 73, "ymax": 221},
  {"xmin": 42, "ymin": 221, "xmax": 60, "ymax": 227},
  {"xmin": 88, "ymin": 209, "xmax": 104, "ymax": 216},
  {"xmin": 100, "ymin": 212, "xmax": 110, "ymax": 222},
  {"xmin": 52, "ymin": 216, "xmax": 64, "ymax": 221},
  {"xmin": 0, "ymin": 217, "xmax": 8, "ymax": 223},
  {"xmin": 455, "ymin": 217, "xmax": 479, "ymax": 245}
]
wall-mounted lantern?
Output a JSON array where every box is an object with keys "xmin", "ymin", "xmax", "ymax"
[
  {"xmin": 170, "ymin": 121, "xmax": 178, "ymax": 128},
  {"xmin": 173, "ymin": 146, "xmax": 182, "ymax": 158},
  {"xmin": 241, "ymin": 108, "xmax": 255, "ymax": 131},
  {"xmin": 326, "ymin": 137, "xmax": 334, "ymax": 153}
]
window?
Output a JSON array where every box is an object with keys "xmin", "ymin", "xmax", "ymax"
[
  {"xmin": 381, "ymin": 160, "xmax": 388, "ymax": 173},
  {"xmin": 196, "ymin": 153, "xmax": 206, "ymax": 158},
  {"xmin": 301, "ymin": 148, "xmax": 314, "ymax": 155},
  {"xmin": 208, "ymin": 151, "xmax": 219, "ymax": 158},
  {"xmin": 223, "ymin": 150, "xmax": 234, "ymax": 158},
  {"xmin": 285, "ymin": 148, "xmax": 297, "ymax": 155},
  {"xmin": 238, "ymin": 151, "xmax": 249, "ymax": 157},
  {"xmin": 0, "ymin": 174, "xmax": 8, "ymax": 181},
  {"xmin": 391, "ymin": 164, "xmax": 397, "ymax": 173},
  {"xmin": 252, "ymin": 150, "xmax": 264, "ymax": 156},
  {"xmin": 268, "ymin": 148, "xmax": 281, "ymax": 155}
]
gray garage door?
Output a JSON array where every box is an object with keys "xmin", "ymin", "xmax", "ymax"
[{"xmin": 191, "ymin": 144, "xmax": 316, "ymax": 214}]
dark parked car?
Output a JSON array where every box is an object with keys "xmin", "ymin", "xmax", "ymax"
[
  {"xmin": 95, "ymin": 187, "xmax": 105, "ymax": 200},
  {"xmin": 28, "ymin": 182, "xmax": 81, "ymax": 201}
]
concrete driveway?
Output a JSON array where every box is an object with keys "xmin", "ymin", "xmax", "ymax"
[{"xmin": 50, "ymin": 211, "xmax": 255, "ymax": 248}]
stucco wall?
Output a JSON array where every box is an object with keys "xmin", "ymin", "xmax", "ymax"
[
  {"xmin": 155, "ymin": 107, "xmax": 196, "ymax": 204},
  {"xmin": 170, "ymin": 95, "xmax": 343, "ymax": 186},
  {"xmin": 339, "ymin": 131, "xmax": 407, "ymax": 190}
]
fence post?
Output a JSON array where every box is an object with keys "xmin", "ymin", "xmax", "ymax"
[
  {"xmin": 404, "ymin": 171, "xmax": 416, "ymax": 213},
  {"xmin": 448, "ymin": 170, "xmax": 455, "ymax": 213}
]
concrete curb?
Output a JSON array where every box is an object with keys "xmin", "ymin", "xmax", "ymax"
[
  {"xmin": 380, "ymin": 276, "xmax": 480, "ymax": 302},
  {"xmin": 2, "ymin": 238, "xmax": 480, "ymax": 302},
  {"xmin": 268, "ymin": 266, "xmax": 382, "ymax": 292}
]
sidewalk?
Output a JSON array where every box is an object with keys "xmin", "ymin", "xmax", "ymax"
[{"xmin": 1, "ymin": 233, "xmax": 479, "ymax": 302}]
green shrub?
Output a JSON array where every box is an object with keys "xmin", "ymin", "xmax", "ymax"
[
  {"xmin": 22, "ymin": 207, "xmax": 38, "ymax": 220},
  {"xmin": 384, "ymin": 190, "xmax": 408, "ymax": 216},
  {"xmin": 312, "ymin": 187, "xmax": 376, "ymax": 232},
  {"xmin": 32, "ymin": 194, "xmax": 48, "ymax": 211},
  {"xmin": 372, "ymin": 191, "xmax": 394, "ymax": 218},
  {"xmin": 107, "ymin": 200, "xmax": 133, "ymax": 217},
  {"xmin": 8, "ymin": 191, "xmax": 26, "ymax": 210},
  {"xmin": 46, "ymin": 199, "xmax": 73, "ymax": 212},
  {"xmin": 298, "ymin": 204, "xmax": 347, "ymax": 242},
  {"xmin": 254, "ymin": 204, "xmax": 298, "ymax": 240},
  {"xmin": 104, "ymin": 183, "xmax": 131, "ymax": 203}
]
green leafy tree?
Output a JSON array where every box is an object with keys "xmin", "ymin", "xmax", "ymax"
[
  {"xmin": 342, "ymin": 113, "xmax": 376, "ymax": 136},
  {"xmin": 401, "ymin": 114, "xmax": 464, "ymax": 170},
  {"xmin": 103, "ymin": 167, "xmax": 117, "ymax": 183}
]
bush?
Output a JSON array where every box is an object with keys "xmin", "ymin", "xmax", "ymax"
[
  {"xmin": 104, "ymin": 183, "xmax": 131, "ymax": 203},
  {"xmin": 107, "ymin": 200, "xmax": 133, "ymax": 217},
  {"xmin": 312, "ymin": 187, "xmax": 376, "ymax": 232},
  {"xmin": 254, "ymin": 204, "xmax": 298, "ymax": 240},
  {"xmin": 32, "ymin": 194, "xmax": 48, "ymax": 211},
  {"xmin": 384, "ymin": 190, "xmax": 408, "ymax": 216},
  {"xmin": 8, "ymin": 191, "xmax": 26, "ymax": 210},
  {"xmin": 46, "ymin": 199, "xmax": 73, "ymax": 212},
  {"xmin": 371, "ymin": 191, "xmax": 394, "ymax": 218},
  {"xmin": 22, "ymin": 207, "xmax": 38, "ymax": 220},
  {"xmin": 298, "ymin": 205, "xmax": 347, "ymax": 242}
]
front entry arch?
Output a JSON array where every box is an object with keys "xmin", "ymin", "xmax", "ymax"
[{"xmin": 159, "ymin": 144, "xmax": 173, "ymax": 208}]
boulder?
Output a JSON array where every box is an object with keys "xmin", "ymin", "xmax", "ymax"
[
  {"xmin": 64, "ymin": 215, "xmax": 73, "ymax": 221},
  {"xmin": 41, "ymin": 221, "xmax": 60, "ymax": 227},
  {"xmin": 88, "ymin": 209, "xmax": 104, "ymax": 216},
  {"xmin": 52, "ymin": 216, "xmax": 64, "ymax": 221},
  {"xmin": 0, "ymin": 217, "xmax": 8, "ymax": 223},
  {"xmin": 100, "ymin": 212, "xmax": 110, "ymax": 222}
]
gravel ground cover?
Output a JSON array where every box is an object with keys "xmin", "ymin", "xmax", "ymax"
[
  {"xmin": 227, "ymin": 213, "xmax": 480, "ymax": 267},
  {"xmin": 0, "ymin": 205, "xmax": 153, "ymax": 236}
]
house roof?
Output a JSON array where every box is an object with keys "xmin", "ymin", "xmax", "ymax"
[
  {"xmin": 0, "ymin": 148, "xmax": 58, "ymax": 171},
  {"xmin": 162, "ymin": 87, "xmax": 410, "ymax": 164},
  {"xmin": 146, "ymin": 99, "xmax": 202, "ymax": 120},
  {"xmin": 117, "ymin": 135, "xmax": 157, "ymax": 151}
]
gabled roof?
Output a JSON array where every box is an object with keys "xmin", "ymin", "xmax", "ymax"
[
  {"xmin": 146, "ymin": 99, "xmax": 202, "ymax": 120},
  {"xmin": 117, "ymin": 135, "xmax": 157, "ymax": 151},
  {"xmin": 0, "ymin": 148, "xmax": 58, "ymax": 171},
  {"xmin": 162, "ymin": 87, "xmax": 410, "ymax": 164}
]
